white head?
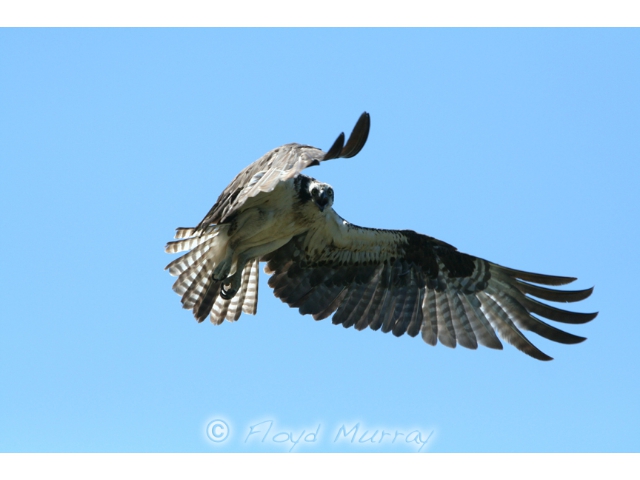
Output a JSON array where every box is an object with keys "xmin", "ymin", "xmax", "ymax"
[
  {"xmin": 309, "ymin": 179, "xmax": 334, "ymax": 212},
  {"xmin": 297, "ymin": 176, "xmax": 334, "ymax": 212}
]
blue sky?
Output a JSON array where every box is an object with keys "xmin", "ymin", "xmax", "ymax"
[{"xmin": 1, "ymin": 28, "xmax": 639, "ymax": 453}]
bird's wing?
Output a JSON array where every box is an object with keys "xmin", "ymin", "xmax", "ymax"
[
  {"xmin": 262, "ymin": 216, "xmax": 597, "ymax": 361},
  {"xmin": 195, "ymin": 112, "xmax": 371, "ymax": 229}
]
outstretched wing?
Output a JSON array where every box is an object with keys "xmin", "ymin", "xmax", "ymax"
[
  {"xmin": 262, "ymin": 218, "xmax": 597, "ymax": 361},
  {"xmin": 194, "ymin": 112, "xmax": 371, "ymax": 229}
]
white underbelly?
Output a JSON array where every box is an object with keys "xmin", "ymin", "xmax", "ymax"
[{"xmin": 228, "ymin": 200, "xmax": 311, "ymax": 268}]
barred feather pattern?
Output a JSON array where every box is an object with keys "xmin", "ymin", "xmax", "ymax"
[
  {"xmin": 211, "ymin": 258, "xmax": 260, "ymax": 324},
  {"xmin": 194, "ymin": 112, "xmax": 370, "ymax": 229},
  {"xmin": 164, "ymin": 112, "xmax": 596, "ymax": 360},
  {"xmin": 165, "ymin": 227, "xmax": 221, "ymax": 277},
  {"xmin": 165, "ymin": 227, "xmax": 260, "ymax": 324},
  {"xmin": 263, "ymin": 231, "xmax": 597, "ymax": 361}
]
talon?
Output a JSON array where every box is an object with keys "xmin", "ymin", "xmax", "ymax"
[{"xmin": 220, "ymin": 284, "xmax": 237, "ymax": 300}]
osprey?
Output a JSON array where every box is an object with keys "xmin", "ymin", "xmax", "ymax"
[{"xmin": 165, "ymin": 112, "xmax": 596, "ymax": 361}]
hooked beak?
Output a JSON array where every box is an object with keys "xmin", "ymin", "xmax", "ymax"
[{"xmin": 316, "ymin": 191, "xmax": 330, "ymax": 212}]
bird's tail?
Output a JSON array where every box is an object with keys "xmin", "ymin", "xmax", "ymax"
[
  {"xmin": 210, "ymin": 258, "xmax": 259, "ymax": 324},
  {"xmin": 165, "ymin": 226, "xmax": 259, "ymax": 323}
]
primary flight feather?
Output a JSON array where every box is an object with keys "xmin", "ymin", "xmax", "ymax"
[{"xmin": 165, "ymin": 112, "xmax": 596, "ymax": 361}]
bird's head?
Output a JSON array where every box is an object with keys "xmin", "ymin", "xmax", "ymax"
[{"xmin": 308, "ymin": 179, "xmax": 334, "ymax": 212}]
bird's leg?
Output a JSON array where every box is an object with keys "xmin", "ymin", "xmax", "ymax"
[
  {"xmin": 212, "ymin": 251, "xmax": 233, "ymax": 281},
  {"xmin": 219, "ymin": 236, "xmax": 293, "ymax": 300},
  {"xmin": 220, "ymin": 270, "xmax": 242, "ymax": 300},
  {"xmin": 220, "ymin": 252, "xmax": 250, "ymax": 300},
  {"xmin": 214, "ymin": 209, "xmax": 264, "ymax": 283}
]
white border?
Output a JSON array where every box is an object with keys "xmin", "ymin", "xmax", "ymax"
[
  {"xmin": 1, "ymin": 1, "xmax": 639, "ymax": 27},
  {"xmin": 1, "ymin": 453, "xmax": 639, "ymax": 478}
]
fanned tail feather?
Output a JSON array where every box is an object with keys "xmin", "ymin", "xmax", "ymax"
[
  {"xmin": 210, "ymin": 258, "xmax": 261, "ymax": 324},
  {"xmin": 165, "ymin": 226, "xmax": 219, "ymax": 253},
  {"xmin": 165, "ymin": 225, "xmax": 260, "ymax": 323},
  {"xmin": 224, "ymin": 258, "xmax": 260, "ymax": 322},
  {"xmin": 244, "ymin": 260, "xmax": 259, "ymax": 315}
]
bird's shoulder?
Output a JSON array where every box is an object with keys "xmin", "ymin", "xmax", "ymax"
[
  {"xmin": 196, "ymin": 143, "xmax": 326, "ymax": 229},
  {"xmin": 289, "ymin": 212, "xmax": 474, "ymax": 278}
]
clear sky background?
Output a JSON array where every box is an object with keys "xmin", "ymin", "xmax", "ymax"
[{"xmin": 1, "ymin": 28, "xmax": 639, "ymax": 453}]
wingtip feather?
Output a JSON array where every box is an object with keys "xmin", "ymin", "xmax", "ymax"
[
  {"xmin": 340, "ymin": 112, "xmax": 370, "ymax": 158},
  {"xmin": 323, "ymin": 132, "xmax": 345, "ymax": 160}
]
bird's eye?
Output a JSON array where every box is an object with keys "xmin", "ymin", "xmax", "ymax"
[{"xmin": 311, "ymin": 188, "xmax": 319, "ymax": 196}]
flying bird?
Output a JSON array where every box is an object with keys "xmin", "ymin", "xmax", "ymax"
[{"xmin": 165, "ymin": 112, "xmax": 596, "ymax": 361}]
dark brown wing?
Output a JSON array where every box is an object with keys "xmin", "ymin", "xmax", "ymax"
[
  {"xmin": 262, "ymin": 223, "xmax": 596, "ymax": 361},
  {"xmin": 195, "ymin": 112, "xmax": 370, "ymax": 230}
]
